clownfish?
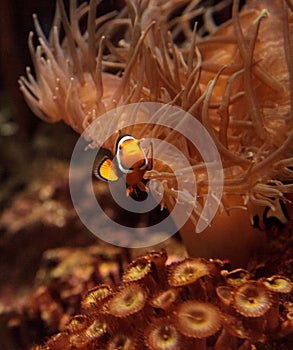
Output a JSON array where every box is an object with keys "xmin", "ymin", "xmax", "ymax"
[
  {"xmin": 251, "ymin": 197, "xmax": 291, "ymax": 231},
  {"xmin": 94, "ymin": 135, "xmax": 153, "ymax": 196}
]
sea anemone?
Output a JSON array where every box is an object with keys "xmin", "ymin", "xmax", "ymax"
[
  {"xmin": 260, "ymin": 275, "xmax": 293, "ymax": 294},
  {"xmin": 216, "ymin": 285, "xmax": 234, "ymax": 307},
  {"xmin": 221, "ymin": 268, "xmax": 250, "ymax": 286},
  {"xmin": 122, "ymin": 256, "xmax": 152, "ymax": 281},
  {"xmin": 168, "ymin": 257, "xmax": 211, "ymax": 287},
  {"xmin": 259, "ymin": 275, "xmax": 292, "ymax": 332},
  {"xmin": 145, "ymin": 317, "xmax": 183, "ymax": 350},
  {"xmin": 84, "ymin": 318, "xmax": 107, "ymax": 340},
  {"xmin": 148, "ymin": 287, "xmax": 179, "ymax": 310},
  {"xmin": 233, "ymin": 281, "xmax": 272, "ymax": 317},
  {"xmin": 19, "ymin": 0, "xmax": 293, "ymax": 262},
  {"xmin": 81, "ymin": 284, "xmax": 112, "ymax": 310},
  {"xmin": 105, "ymin": 282, "xmax": 147, "ymax": 318},
  {"xmin": 106, "ymin": 333, "xmax": 137, "ymax": 350},
  {"xmin": 175, "ymin": 300, "xmax": 222, "ymax": 338},
  {"xmin": 66, "ymin": 315, "xmax": 89, "ymax": 333},
  {"xmin": 280, "ymin": 310, "xmax": 293, "ymax": 337}
]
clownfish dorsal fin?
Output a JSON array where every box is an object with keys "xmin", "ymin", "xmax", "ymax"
[
  {"xmin": 146, "ymin": 141, "xmax": 153, "ymax": 170},
  {"xmin": 94, "ymin": 156, "xmax": 119, "ymax": 182}
]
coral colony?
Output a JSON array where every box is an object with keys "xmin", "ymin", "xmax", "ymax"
[
  {"xmin": 18, "ymin": 0, "xmax": 293, "ymax": 349},
  {"xmin": 31, "ymin": 250, "xmax": 293, "ymax": 350}
]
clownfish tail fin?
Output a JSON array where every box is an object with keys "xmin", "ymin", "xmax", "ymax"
[{"xmin": 94, "ymin": 156, "xmax": 119, "ymax": 182}]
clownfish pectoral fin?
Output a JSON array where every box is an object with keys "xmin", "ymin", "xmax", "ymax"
[
  {"xmin": 94, "ymin": 156, "xmax": 119, "ymax": 182},
  {"xmin": 137, "ymin": 181, "xmax": 148, "ymax": 193},
  {"xmin": 146, "ymin": 142, "xmax": 153, "ymax": 170},
  {"xmin": 126, "ymin": 185, "xmax": 135, "ymax": 197}
]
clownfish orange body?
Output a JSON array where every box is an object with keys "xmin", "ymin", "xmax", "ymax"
[{"xmin": 94, "ymin": 135, "xmax": 153, "ymax": 196}]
